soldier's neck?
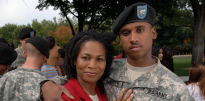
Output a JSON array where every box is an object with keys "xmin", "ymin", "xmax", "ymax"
[
  {"xmin": 127, "ymin": 55, "xmax": 154, "ymax": 68},
  {"xmin": 22, "ymin": 58, "xmax": 43, "ymax": 70}
]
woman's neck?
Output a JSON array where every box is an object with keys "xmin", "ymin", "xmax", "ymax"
[{"xmin": 77, "ymin": 77, "xmax": 97, "ymax": 96}]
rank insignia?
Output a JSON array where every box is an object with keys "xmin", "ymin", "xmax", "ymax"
[
  {"xmin": 137, "ymin": 5, "xmax": 147, "ymax": 19},
  {"xmin": 30, "ymin": 31, "xmax": 34, "ymax": 37}
]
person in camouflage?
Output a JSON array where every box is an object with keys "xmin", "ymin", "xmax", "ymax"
[
  {"xmin": 0, "ymin": 36, "xmax": 49, "ymax": 101},
  {"xmin": 102, "ymin": 2, "xmax": 194, "ymax": 101},
  {"xmin": 40, "ymin": 2, "xmax": 194, "ymax": 101},
  {"xmin": 10, "ymin": 27, "xmax": 36, "ymax": 69}
]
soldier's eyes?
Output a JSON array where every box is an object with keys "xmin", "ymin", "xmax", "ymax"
[
  {"xmin": 136, "ymin": 29, "xmax": 144, "ymax": 33},
  {"xmin": 122, "ymin": 31, "xmax": 129, "ymax": 36}
]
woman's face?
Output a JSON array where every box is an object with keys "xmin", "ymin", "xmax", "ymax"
[
  {"xmin": 75, "ymin": 40, "xmax": 106, "ymax": 84},
  {"xmin": 158, "ymin": 49, "xmax": 163, "ymax": 61}
]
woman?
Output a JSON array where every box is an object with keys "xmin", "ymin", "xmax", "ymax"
[
  {"xmin": 152, "ymin": 45, "xmax": 163, "ymax": 61},
  {"xmin": 187, "ymin": 64, "xmax": 205, "ymax": 101},
  {"xmin": 61, "ymin": 30, "xmax": 114, "ymax": 101},
  {"xmin": 55, "ymin": 49, "xmax": 65, "ymax": 76},
  {"xmin": 163, "ymin": 47, "xmax": 174, "ymax": 72}
]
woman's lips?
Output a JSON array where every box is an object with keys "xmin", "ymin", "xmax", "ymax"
[{"xmin": 85, "ymin": 72, "xmax": 98, "ymax": 76}]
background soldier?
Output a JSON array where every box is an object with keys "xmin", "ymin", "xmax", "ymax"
[
  {"xmin": 0, "ymin": 43, "xmax": 17, "ymax": 78},
  {"xmin": 0, "ymin": 36, "xmax": 49, "ymax": 101},
  {"xmin": 11, "ymin": 27, "xmax": 36, "ymax": 69}
]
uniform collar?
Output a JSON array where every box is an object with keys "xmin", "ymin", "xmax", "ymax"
[
  {"xmin": 18, "ymin": 66, "xmax": 42, "ymax": 74},
  {"xmin": 109, "ymin": 56, "xmax": 163, "ymax": 88},
  {"xmin": 68, "ymin": 78, "xmax": 105, "ymax": 101}
]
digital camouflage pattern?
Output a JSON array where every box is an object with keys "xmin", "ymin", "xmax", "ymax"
[
  {"xmin": 0, "ymin": 67, "xmax": 46, "ymax": 101},
  {"xmin": 11, "ymin": 47, "xmax": 26, "ymax": 69},
  {"xmin": 103, "ymin": 57, "xmax": 195, "ymax": 101}
]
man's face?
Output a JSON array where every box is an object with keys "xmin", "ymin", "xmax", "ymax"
[
  {"xmin": 20, "ymin": 38, "xmax": 29, "ymax": 50},
  {"xmin": 119, "ymin": 22, "xmax": 157, "ymax": 60}
]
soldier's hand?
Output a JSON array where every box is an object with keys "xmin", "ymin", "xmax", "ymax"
[
  {"xmin": 113, "ymin": 88, "xmax": 134, "ymax": 101},
  {"xmin": 42, "ymin": 81, "xmax": 74, "ymax": 101}
]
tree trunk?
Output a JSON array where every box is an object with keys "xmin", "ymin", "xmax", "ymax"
[
  {"xmin": 58, "ymin": 0, "xmax": 75, "ymax": 36},
  {"xmin": 190, "ymin": 0, "xmax": 205, "ymax": 64},
  {"xmin": 77, "ymin": 0, "xmax": 84, "ymax": 31}
]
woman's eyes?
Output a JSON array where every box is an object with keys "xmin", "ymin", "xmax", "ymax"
[
  {"xmin": 97, "ymin": 58, "xmax": 104, "ymax": 61},
  {"xmin": 82, "ymin": 57, "xmax": 89, "ymax": 60},
  {"xmin": 82, "ymin": 57, "xmax": 104, "ymax": 61}
]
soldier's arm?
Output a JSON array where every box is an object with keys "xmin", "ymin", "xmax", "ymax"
[
  {"xmin": 41, "ymin": 81, "xmax": 74, "ymax": 101},
  {"xmin": 179, "ymin": 87, "xmax": 195, "ymax": 101}
]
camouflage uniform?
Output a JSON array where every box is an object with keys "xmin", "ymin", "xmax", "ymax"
[
  {"xmin": 0, "ymin": 67, "xmax": 46, "ymax": 101},
  {"xmin": 103, "ymin": 57, "xmax": 194, "ymax": 101},
  {"xmin": 11, "ymin": 46, "xmax": 26, "ymax": 69}
]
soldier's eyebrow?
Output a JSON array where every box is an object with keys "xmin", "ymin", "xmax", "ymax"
[
  {"xmin": 120, "ymin": 28, "xmax": 128, "ymax": 33},
  {"xmin": 135, "ymin": 25, "xmax": 145, "ymax": 28}
]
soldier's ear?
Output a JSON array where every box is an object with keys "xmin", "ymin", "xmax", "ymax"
[
  {"xmin": 151, "ymin": 27, "xmax": 157, "ymax": 39},
  {"xmin": 23, "ymin": 50, "xmax": 27, "ymax": 58}
]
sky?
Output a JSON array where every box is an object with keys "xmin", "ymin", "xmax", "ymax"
[{"xmin": 0, "ymin": 0, "xmax": 62, "ymax": 27}]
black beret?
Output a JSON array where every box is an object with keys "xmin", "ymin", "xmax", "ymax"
[
  {"xmin": 0, "ymin": 42, "xmax": 17, "ymax": 65},
  {"xmin": 0, "ymin": 38, "xmax": 8, "ymax": 44},
  {"xmin": 102, "ymin": 32, "xmax": 117, "ymax": 42},
  {"xmin": 8, "ymin": 43, "xmax": 14, "ymax": 47},
  {"xmin": 19, "ymin": 27, "xmax": 36, "ymax": 39},
  {"xmin": 26, "ymin": 36, "xmax": 50, "ymax": 59},
  {"xmin": 112, "ymin": 2, "xmax": 156, "ymax": 35}
]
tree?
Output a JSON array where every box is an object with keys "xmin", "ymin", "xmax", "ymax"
[
  {"xmin": 0, "ymin": 23, "xmax": 18, "ymax": 43},
  {"xmin": 190, "ymin": 0, "xmax": 205, "ymax": 64},
  {"xmin": 48, "ymin": 26, "xmax": 73, "ymax": 48}
]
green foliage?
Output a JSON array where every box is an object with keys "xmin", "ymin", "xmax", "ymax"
[
  {"xmin": 0, "ymin": 17, "xmax": 76, "ymax": 48},
  {"xmin": 174, "ymin": 43, "xmax": 192, "ymax": 54},
  {"xmin": 114, "ymin": 36, "xmax": 123, "ymax": 55},
  {"xmin": 0, "ymin": 23, "xmax": 18, "ymax": 43}
]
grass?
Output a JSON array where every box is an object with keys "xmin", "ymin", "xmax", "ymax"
[{"xmin": 174, "ymin": 58, "xmax": 191, "ymax": 76}]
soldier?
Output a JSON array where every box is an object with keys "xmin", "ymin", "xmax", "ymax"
[
  {"xmin": 0, "ymin": 36, "xmax": 49, "ymax": 101},
  {"xmin": 41, "ymin": 2, "xmax": 194, "ymax": 101},
  {"xmin": 11, "ymin": 27, "xmax": 36, "ymax": 69},
  {"xmin": 0, "ymin": 43, "xmax": 17, "ymax": 78}
]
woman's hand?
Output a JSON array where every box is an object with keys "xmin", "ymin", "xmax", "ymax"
[
  {"xmin": 113, "ymin": 88, "xmax": 134, "ymax": 101},
  {"xmin": 42, "ymin": 81, "xmax": 74, "ymax": 101}
]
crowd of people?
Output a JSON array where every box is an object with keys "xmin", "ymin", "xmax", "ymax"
[{"xmin": 0, "ymin": 2, "xmax": 204, "ymax": 101}]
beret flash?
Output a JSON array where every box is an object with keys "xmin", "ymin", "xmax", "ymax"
[
  {"xmin": 112, "ymin": 2, "xmax": 156, "ymax": 35},
  {"xmin": 19, "ymin": 27, "xmax": 36, "ymax": 39}
]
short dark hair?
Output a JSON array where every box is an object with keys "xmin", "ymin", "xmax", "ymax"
[
  {"xmin": 46, "ymin": 36, "xmax": 55, "ymax": 45},
  {"xmin": 63, "ymin": 30, "xmax": 114, "ymax": 87},
  {"xmin": 58, "ymin": 49, "xmax": 65, "ymax": 58}
]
